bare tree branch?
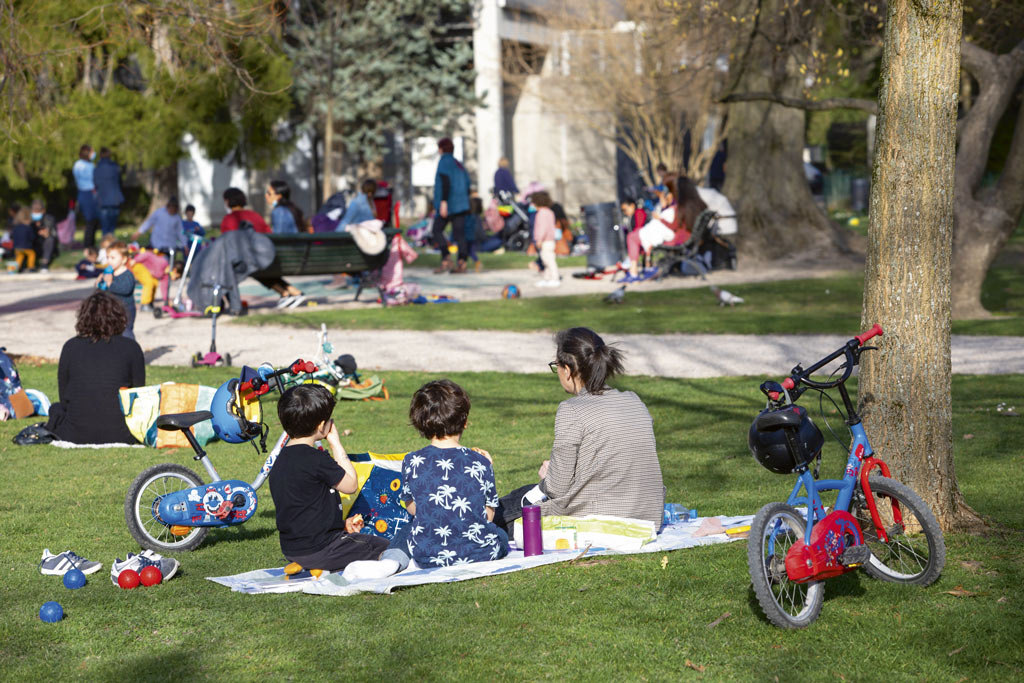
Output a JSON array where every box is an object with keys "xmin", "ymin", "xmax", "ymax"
[{"xmin": 719, "ymin": 91, "xmax": 878, "ymax": 114}]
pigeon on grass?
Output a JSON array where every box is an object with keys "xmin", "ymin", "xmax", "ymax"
[{"xmin": 710, "ymin": 286, "xmax": 744, "ymax": 306}]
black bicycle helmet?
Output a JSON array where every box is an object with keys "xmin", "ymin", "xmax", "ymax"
[{"xmin": 748, "ymin": 404, "xmax": 824, "ymax": 474}]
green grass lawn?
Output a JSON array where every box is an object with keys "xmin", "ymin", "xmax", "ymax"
[
  {"xmin": 2, "ymin": 366, "xmax": 1022, "ymax": 680},
  {"xmin": 241, "ymin": 270, "xmax": 1024, "ymax": 336}
]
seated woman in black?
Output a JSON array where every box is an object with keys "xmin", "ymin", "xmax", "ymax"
[{"xmin": 45, "ymin": 292, "xmax": 145, "ymax": 444}]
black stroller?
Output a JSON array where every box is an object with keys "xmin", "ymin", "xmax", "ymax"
[
  {"xmin": 496, "ymin": 190, "xmax": 532, "ymax": 251},
  {"xmin": 653, "ymin": 209, "xmax": 737, "ymax": 279}
]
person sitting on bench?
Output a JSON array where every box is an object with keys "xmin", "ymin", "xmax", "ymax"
[{"xmin": 220, "ymin": 187, "xmax": 303, "ymax": 306}]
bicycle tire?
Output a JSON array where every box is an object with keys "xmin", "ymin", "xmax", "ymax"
[
  {"xmin": 125, "ymin": 463, "xmax": 209, "ymax": 553},
  {"xmin": 853, "ymin": 475, "xmax": 945, "ymax": 586},
  {"xmin": 748, "ymin": 502, "xmax": 825, "ymax": 629}
]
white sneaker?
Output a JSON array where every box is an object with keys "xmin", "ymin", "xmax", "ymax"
[
  {"xmin": 275, "ymin": 296, "xmax": 294, "ymax": 309},
  {"xmin": 110, "ymin": 550, "xmax": 179, "ymax": 584},
  {"xmin": 39, "ymin": 549, "xmax": 102, "ymax": 575}
]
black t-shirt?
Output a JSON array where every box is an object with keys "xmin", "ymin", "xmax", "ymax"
[
  {"xmin": 54, "ymin": 335, "xmax": 145, "ymax": 444},
  {"xmin": 268, "ymin": 443, "xmax": 347, "ymax": 556}
]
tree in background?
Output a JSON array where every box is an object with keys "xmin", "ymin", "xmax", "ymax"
[
  {"xmin": 718, "ymin": 0, "xmax": 873, "ymax": 260},
  {"xmin": 859, "ymin": 0, "xmax": 981, "ymax": 531},
  {"xmin": 721, "ymin": 1, "xmax": 1023, "ymax": 317},
  {"xmin": 951, "ymin": 2, "xmax": 1024, "ymax": 318},
  {"xmin": 283, "ymin": 0, "xmax": 478, "ymax": 202},
  {"xmin": 0, "ymin": 0, "xmax": 292, "ymax": 210},
  {"xmin": 520, "ymin": 0, "xmax": 733, "ymax": 188}
]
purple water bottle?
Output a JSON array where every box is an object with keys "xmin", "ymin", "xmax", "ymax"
[{"xmin": 522, "ymin": 505, "xmax": 543, "ymax": 557}]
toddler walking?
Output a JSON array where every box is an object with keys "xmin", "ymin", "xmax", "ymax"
[{"xmin": 531, "ymin": 191, "xmax": 559, "ymax": 287}]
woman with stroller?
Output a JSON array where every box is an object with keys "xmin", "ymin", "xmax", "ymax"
[
  {"xmin": 624, "ymin": 181, "xmax": 678, "ymax": 281},
  {"xmin": 494, "ymin": 327, "xmax": 665, "ymax": 532}
]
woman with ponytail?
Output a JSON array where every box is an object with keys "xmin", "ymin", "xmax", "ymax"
[{"xmin": 496, "ymin": 327, "xmax": 665, "ymax": 531}]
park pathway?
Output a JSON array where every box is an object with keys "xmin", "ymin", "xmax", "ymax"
[{"xmin": 1, "ymin": 266, "xmax": 1021, "ymax": 376}]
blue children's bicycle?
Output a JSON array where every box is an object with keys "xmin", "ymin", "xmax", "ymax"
[
  {"xmin": 747, "ymin": 324, "xmax": 945, "ymax": 628},
  {"xmin": 124, "ymin": 359, "xmax": 317, "ymax": 552}
]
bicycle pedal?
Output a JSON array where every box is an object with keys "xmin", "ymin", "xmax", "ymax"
[
  {"xmin": 840, "ymin": 544, "xmax": 871, "ymax": 566},
  {"xmin": 169, "ymin": 525, "xmax": 192, "ymax": 536}
]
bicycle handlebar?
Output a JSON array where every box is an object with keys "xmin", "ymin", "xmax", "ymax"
[
  {"xmin": 855, "ymin": 323, "xmax": 883, "ymax": 346},
  {"xmin": 241, "ymin": 359, "xmax": 319, "ymax": 396},
  {"xmin": 765, "ymin": 325, "xmax": 883, "ymax": 400}
]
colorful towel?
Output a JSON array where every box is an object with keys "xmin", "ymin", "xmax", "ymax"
[
  {"xmin": 119, "ymin": 382, "xmax": 217, "ymax": 447},
  {"xmin": 206, "ymin": 513, "xmax": 754, "ymax": 596}
]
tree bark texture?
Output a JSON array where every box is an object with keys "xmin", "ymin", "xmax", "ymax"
[
  {"xmin": 722, "ymin": 2, "xmax": 845, "ymax": 261},
  {"xmin": 859, "ymin": 0, "xmax": 979, "ymax": 531},
  {"xmin": 950, "ymin": 40, "xmax": 1024, "ymax": 319},
  {"xmin": 145, "ymin": 164, "xmax": 179, "ymax": 216},
  {"xmin": 323, "ymin": 99, "xmax": 335, "ymax": 203}
]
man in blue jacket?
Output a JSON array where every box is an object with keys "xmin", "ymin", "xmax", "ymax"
[
  {"xmin": 93, "ymin": 148, "xmax": 125, "ymax": 237},
  {"xmin": 431, "ymin": 137, "xmax": 471, "ymax": 273}
]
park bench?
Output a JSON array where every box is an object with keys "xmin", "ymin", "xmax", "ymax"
[{"xmin": 252, "ymin": 229, "xmax": 398, "ymax": 306}]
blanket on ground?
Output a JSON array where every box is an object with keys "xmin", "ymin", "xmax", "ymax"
[{"xmin": 206, "ymin": 513, "xmax": 754, "ymax": 596}]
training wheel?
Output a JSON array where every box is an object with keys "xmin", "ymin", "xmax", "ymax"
[
  {"xmin": 191, "ymin": 353, "xmax": 203, "ymax": 368},
  {"xmin": 223, "ymin": 353, "xmax": 232, "ymax": 366},
  {"xmin": 152, "ymin": 307, "xmax": 163, "ymax": 319}
]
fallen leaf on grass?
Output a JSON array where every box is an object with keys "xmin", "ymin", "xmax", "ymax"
[
  {"xmin": 341, "ymin": 429, "xmax": 353, "ymax": 436},
  {"xmin": 997, "ymin": 596, "xmax": 1007, "ymax": 603},
  {"xmin": 960, "ymin": 560, "xmax": 983, "ymax": 572},
  {"xmin": 474, "ymin": 601, "xmax": 480, "ymax": 609},
  {"xmin": 661, "ymin": 555, "xmax": 668, "ymax": 570},
  {"xmin": 706, "ymin": 612, "xmax": 731, "ymax": 629},
  {"xmin": 948, "ymin": 646, "xmax": 965, "ymax": 656},
  {"xmin": 962, "ymin": 433, "xmax": 975, "ymax": 440},
  {"xmin": 685, "ymin": 659, "xmax": 705, "ymax": 673},
  {"xmin": 944, "ymin": 586, "xmax": 977, "ymax": 598}
]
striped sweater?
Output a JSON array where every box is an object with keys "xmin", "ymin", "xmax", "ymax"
[{"xmin": 540, "ymin": 388, "xmax": 665, "ymax": 530}]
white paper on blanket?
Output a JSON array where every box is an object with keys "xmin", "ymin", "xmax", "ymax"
[
  {"xmin": 512, "ymin": 514, "xmax": 657, "ymax": 553},
  {"xmin": 206, "ymin": 514, "xmax": 755, "ymax": 597}
]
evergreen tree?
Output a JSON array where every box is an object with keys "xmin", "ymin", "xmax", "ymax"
[
  {"xmin": 283, "ymin": 0, "xmax": 479, "ymax": 199},
  {"xmin": 0, "ymin": 1, "xmax": 293, "ymax": 198}
]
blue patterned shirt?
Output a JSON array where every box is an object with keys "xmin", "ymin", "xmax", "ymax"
[{"xmin": 400, "ymin": 445, "xmax": 508, "ymax": 567}]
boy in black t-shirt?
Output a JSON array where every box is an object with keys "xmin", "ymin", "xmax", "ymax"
[{"xmin": 269, "ymin": 384, "xmax": 389, "ymax": 571}]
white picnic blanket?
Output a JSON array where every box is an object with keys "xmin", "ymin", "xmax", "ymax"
[{"xmin": 206, "ymin": 514, "xmax": 754, "ymax": 597}]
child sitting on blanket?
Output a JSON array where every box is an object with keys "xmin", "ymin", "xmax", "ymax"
[
  {"xmin": 269, "ymin": 384, "xmax": 409, "ymax": 573},
  {"xmin": 400, "ymin": 380, "xmax": 509, "ymax": 566},
  {"xmin": 343, "ymin": 380, "xmax": 509, "ymax": 581}
]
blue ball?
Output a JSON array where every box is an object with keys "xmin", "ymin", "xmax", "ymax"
[
  {"xmin": 63, "ymin": 568, "xmax": 87, "ymax": 590},
  {"xmin": 39, "ymin": 601, "xmax": 64, "ymax": 623}
]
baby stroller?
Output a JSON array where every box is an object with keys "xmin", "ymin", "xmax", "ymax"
[
  {"xmin": 496, "ymin": 190, "xmax": 531, "ymax": 251},
  {"xmin": 653, "ymin": 209, "xmax": 737, "ymax": 279}
]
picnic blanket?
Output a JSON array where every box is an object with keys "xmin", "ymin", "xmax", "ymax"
[{"xmin": 206, "ymin": 513, "xmax": 754, "ymax": 596}]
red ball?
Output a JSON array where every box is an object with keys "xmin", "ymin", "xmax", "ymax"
[
  {"xmin": 139, "ymin": 565, "xmax": 163, "ymax": 587},
  {"xmin": 117, "ymin": 569, "xmax": 141, "ymax": 589}
]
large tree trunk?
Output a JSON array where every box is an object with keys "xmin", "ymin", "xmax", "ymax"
[
  {"xmin": 722, "ymin": 4, "xmax": 845, "ymax": 261},
  {"xmin": 859, "ymin": 0, "xmax": 980, "ymax": 531},
  {"xmin": 144, "ymin": 163, "xmax": 179, "ymax": 216},
  {"xmin": 950, "ymin": 40, "xmax": 1024, "ymax": 319}
]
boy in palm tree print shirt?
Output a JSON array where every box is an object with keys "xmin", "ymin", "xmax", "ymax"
[{"xmin": 400, "ymin": 380, "xmax": 509, "ymax": 567}]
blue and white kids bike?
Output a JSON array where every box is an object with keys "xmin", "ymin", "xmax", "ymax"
[
  {"xmin": 124, "ymin": 359, "xmax": 318, "ymax": 552},
  {"xmin": 747, "ymin": 325, "xmax": 945, "ymax": 628}
]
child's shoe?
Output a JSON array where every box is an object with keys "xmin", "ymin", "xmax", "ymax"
[
  {"xmin": 39, "ymin": 549, "xmax": 102, "ymax": 576},
  {"xmin": 110, "ymin": 550, "xmax": 179, "ymax": 584}
]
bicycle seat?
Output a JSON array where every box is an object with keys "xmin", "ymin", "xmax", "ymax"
[
  {"xmin": 156, "ymin": 410, "xmax": 213, "ymax": 431},
  {"xmin": 754, "ymin": 406, "xmax": 806, "ymax": 431}
]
